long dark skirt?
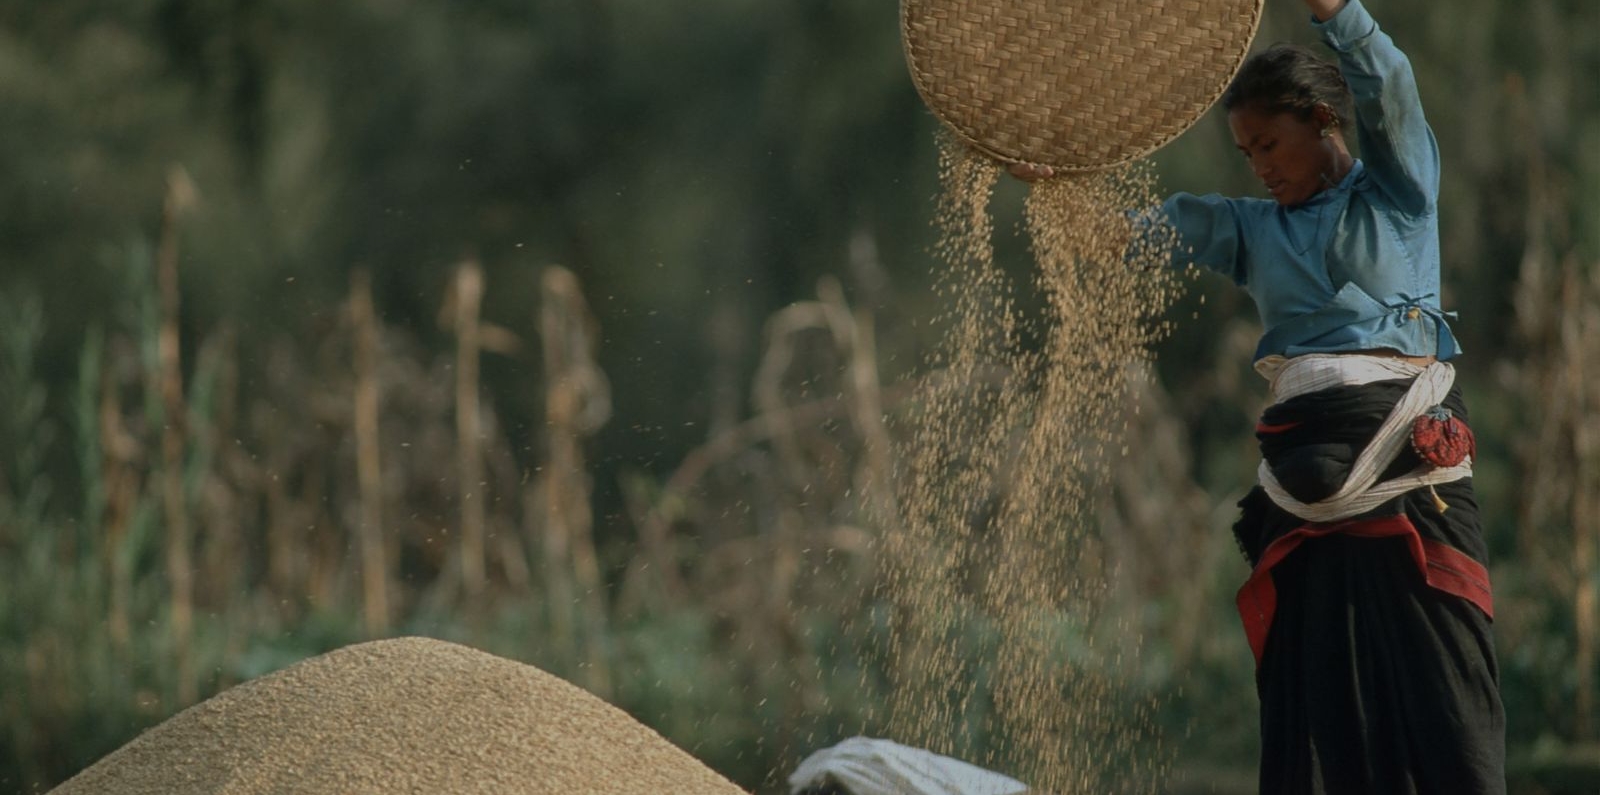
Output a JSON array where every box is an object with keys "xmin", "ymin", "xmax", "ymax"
[{"xmin": 1234, "ymin": 379, "xmax": 1506, "ymax": 795}]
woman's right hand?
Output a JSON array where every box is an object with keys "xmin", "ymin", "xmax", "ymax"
[
  {"xmin": 1006, "ymin": 162, "xmax": 1055, "ymax": 182},
  {"xmin": 1301, "ymin": 0, "xmax": 1345, "ymax": 22}
]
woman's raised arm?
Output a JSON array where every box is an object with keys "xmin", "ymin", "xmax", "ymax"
[{"xmin": 1312, "ymin": 0, "xmax": 1441, "ymax": 216}]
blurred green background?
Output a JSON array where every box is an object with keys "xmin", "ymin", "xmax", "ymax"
[{"xmin": 1, "ymin": 0, "xmax": 1596, "ymax": 792}]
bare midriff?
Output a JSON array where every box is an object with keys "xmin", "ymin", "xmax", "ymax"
[{"xmin": 1347, "ymin": 348, "xmax": 1438, "ymax": 367}]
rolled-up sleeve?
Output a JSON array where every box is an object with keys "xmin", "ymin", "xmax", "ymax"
[{"xmin": 1315, "ymin": 0, "xmax": 1440, "ymax": 216}]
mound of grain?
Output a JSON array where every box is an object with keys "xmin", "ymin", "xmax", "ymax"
[{"xmin": 51, "ymin": 637, "xmax": 748, "ymax": 795}]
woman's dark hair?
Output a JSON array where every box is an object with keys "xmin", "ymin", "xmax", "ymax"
[{"xmin": 1222, "ymin": 43, "xmax": 1353, "ymax": 126}]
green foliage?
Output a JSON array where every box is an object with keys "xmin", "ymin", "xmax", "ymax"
[{"xmin": 0, "ymin": 291, "xmax": 53, "ymax": 524}]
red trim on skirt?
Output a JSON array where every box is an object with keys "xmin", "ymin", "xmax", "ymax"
[
  {"xmin": 1236, "ymin": 513, "xmax": 1494, "ymax": 666},
  {"xmin": 1255, "ymin": 420, "xmax": 1302, "ymax": 434}
]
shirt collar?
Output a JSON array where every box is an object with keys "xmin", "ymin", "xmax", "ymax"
[{"xmin": 1340, "ymin": 159, "xmax": 1366, "ymax": 189}]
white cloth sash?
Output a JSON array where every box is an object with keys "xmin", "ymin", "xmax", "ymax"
[{"xmin": 1253, "ymin": 354, "xmax": 1472, "ymax": 523}]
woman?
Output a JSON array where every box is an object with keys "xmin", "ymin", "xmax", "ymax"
[{"xmin": 1015, "ymin": 1, "xmax": 1505, "ymax": 792}]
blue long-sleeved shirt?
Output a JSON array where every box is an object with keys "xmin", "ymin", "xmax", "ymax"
[{"xmin": 1163, "ymin": 0, "xmax": 1459, "ymax": 362}]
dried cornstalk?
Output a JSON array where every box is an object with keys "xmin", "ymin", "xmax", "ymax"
[
  {"xmin": 155, "ymin": 165, "xmax": 197, "ymax": 706},
  {"xmin": 1508, "ymin": 94, "xmax": 1600, "ymax": 737},
  {"xmin": 453, "ymin": 261, "xmax": 487, "ymax": 599},
  {"xmin": 350, "ymin": 269, "xmax": 389, "ymax": 633},
  {"xmin": 189, "ymin": 332, "xmax": 239, "ymax": 611},
  {"xmin": 264, "ymin": 447, "xmax": 297, "ymax": 602},
  {"xmin": 537, "ymin": 266, "xmax": 612, "ymax": 696},
  {"xmin": 818, "ymin": 277, "xmax": 898, "ymax": 523},
  {"xmin": 98, "ymin": 354, "xmax": 140, "ymax": 654},
  {"xmin": 748, "ymin": 280, "xmax": 881, "ymax": 615},
  {"xmin": 1565, "ymin": 253, "xmax": 1599, "ymax": 740}
]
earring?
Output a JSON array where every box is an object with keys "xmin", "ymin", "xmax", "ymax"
[{"xmin": 1320, "ymin": 126, "xmax": 1334, "ymax": 138}]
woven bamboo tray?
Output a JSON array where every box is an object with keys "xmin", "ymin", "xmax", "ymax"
[{"xmin": 902, "ymin": 0, "xmax": 1265, "ymax": 171}]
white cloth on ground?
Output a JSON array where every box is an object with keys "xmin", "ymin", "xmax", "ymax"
[{"xmin": 787, "ymin": 737, "xmax": 1028, "ymax": 795}]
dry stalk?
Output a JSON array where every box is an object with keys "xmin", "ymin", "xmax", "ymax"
[
  {"xmin": 817, "ymin": 277, "xmax": 899, "ymax": 528},
  {"xmin": 1566, "ymin": 252, "xmax": 1599, "ymax": 740},
  {"xmin": 300, "ymin": 459, "xmax": 341, "ymax": 608},
  {"xmin": 1507, "ymin": 87, "xmax": 1600, "ymax": 737},
  {"xmin": 350, "ymin": 269, "xmax": 390, "ymax": 633},
  {"xmin": 531, "ymin": 477, "xmax": 576, "ymax": 658},
  {"xmin": 620, "ymin": 364, "xmax": 1007, "ymax": 622},
  {"xmin": 748, "ymin": 280, "xmax": 892, "ymax": 685},
  {"xmin": 616, "ymin": 475, "xmax": 687, "ymax": 611},
  {"xmin": 155, "ymin": 164, "xmax": 198, "ymax": 706},
  {"xmin": 452, "ymin": 260, "xmax": 488, "ymax": 600},
  {"xmin": 751, "ymin": 300, "xmax": 836, "ymax": 499},
  {"xmin": 263, "ymin": 445, "xmax": 297, "ymax": 603},
  {"xmin": 98, "ymin": 347, "xmax": 141, "ymax": 654},
  {"xmin": 538, "ymin": 265, "xmax": 612, "ymax": 697},
  {"xmin": 192, "ymin": 332, "xmax": 240, "ymax": 611}
]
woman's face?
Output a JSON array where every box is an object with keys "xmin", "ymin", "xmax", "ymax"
[{"xmin": 1227, "ymin": 106, "xmax": 1341, "ymax": 207}]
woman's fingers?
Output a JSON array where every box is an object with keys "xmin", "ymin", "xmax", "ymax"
[{"xmin": 1006, "ymin": 162, "xmax": 1055, "ymax": 182}]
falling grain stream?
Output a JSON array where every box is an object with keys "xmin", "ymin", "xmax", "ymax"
[{"xmin": 878, "ymin": 137, "xmax": 1184, "ymax": 793}]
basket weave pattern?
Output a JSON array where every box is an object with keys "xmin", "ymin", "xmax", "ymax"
[{"xmin": 903, "ymin": 0, "xmax": 1264, "ymax": 170}]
